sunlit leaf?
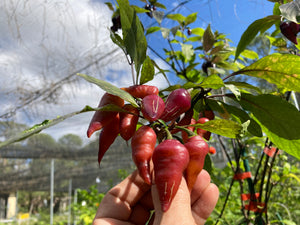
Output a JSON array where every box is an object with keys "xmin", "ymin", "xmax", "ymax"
[
  {"xmin": 140, "ymin": 56, "xmax": 155, "ymax": 84},
  {"xmin": 77, "ymin": 73, "xmax": 138, "ymax": 107},
  {"xmin": 185, "ymin": 12, "xmax": 197, "ymax": 25},
  {"xmin": 235, "ymin": 15, "xmax": 281, "ymax": 60},
  {"xmin": 146, "ymin": 26, "xmax": 161, "ymax": 35},
  {"xmin": 235, "ymin": 53, "xmax": 300, "ymax": 92},
  {"xmin": 200, "ymin": 74, "xmax": 224, "ymax": 89},
  {"xmin": 117, "ymin": 0, "xmax": 147, "ymax": 77},
  {"xmin": 191, "ymin": 119, "xmax": 243, "ymax": 138}
]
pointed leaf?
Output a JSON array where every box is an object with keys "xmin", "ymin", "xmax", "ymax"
[
  {"xmin": 77, "ymin": 73, "xmax": 138, "ymax": 107},
  {"xmin": 203, "ymin": 24, "xmax": 215, "ymax": 52},
  {"xmin": 166, "ymin": 13, "xmax": 186, "ymax": 25},
  {"xmin": 140, "ymin": 56, "xmax": 155, "ymax": 84},
  {"xmin": 161, "ymin": 27, "xmax": 170, "ymax": 39},
  {"xmin": 236, "ymin": 93, "xmax": 300, "ymax": 141},
  {"xmin": 235, "ymin": 53, "xmax": 300, "ymax": 92},
  {"xmin": 185, "ymin": 12, "xmax": 197, "ymax": 25},
  {"xmin": 191, "ymin": 119, "xmax": 243, "ymax": 138},
  {"xmin": 117, "ymin": 0, "xmax": 147, "ymax": 77},
  {"xmin": 228, "ymin": 93, "xmax": 300, "ymax": 158},
  {"xmin": 153, "ymin": 10, "xmax": 164, "ymax": 24},
  {"xmin": 200, "ymin": 74, "xmax": 224, "ymax": 89},
  {"xmin": 235, "ymin": 15, "xmax": 281, "ymax": 60},
  {"xmin": 146, "ymin": 26, "xmax": 161, "ymax": 35}
]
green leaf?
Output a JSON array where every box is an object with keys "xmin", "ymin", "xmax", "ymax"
[
  {"xmin": 153, "ymin": 2, "xmax": 166, "ymax": 9},
  {"xmin": 224, "ymin": 81, "xmax": 262, "ymax": 94},
  {"xmin": 234, "ymin": 94, "xmax": 300, "ymax": 159},
  {"xmin": 146, "ymin": 26, "xmax": 160, "ymax": 35},
  {"xmin": 225, "ymin": 84, "xmax": 241, "ymax": 100},
  {"xmin": 203, "ymin": 24, "xmax": 215, "ymax": 52},
  {"xmin": 200, "ymin": 74, "xmax": 224, "ymax": 89},
  {"xmin": 181, "ymin": 44, "xmax": 194, "ymax": 62},
  {"xmin": 161, "ymin": 27, "xmax": 170, "ymax": 39},
  {"xmin": 191, "ymin": 28, "xmax": 204, "ymax": 36},
  {"xmin": 0, "ymin": 108, "xmax": 85, "ymax": 148},
  {"xmin": 117, "ymin": 0, "xmax": 147, "ymax": 77},
  {"xmin": 153, "ymin": 11, "xmax": 164, "ymax": 24},
  {"xmin": 191, "ymin": 119, "xmax": 243, "ymax": 138},
  {"xmin": 219, "ymin": 101, "xmax": 263, "ymax": 137},
  {"xmin": 235, "ymin": 53, "xmax": 300, "ymax": 92},
  {"xmin": 240, "ymin": 49, "xmax": 259, "ymax": 60},
  {"xmin": 77, "ymin": 73, "xmax": 138, "ymax": 107},
  {"xmin": 166, "ymin": 13, "xmax": 186, "ymax": 25},
  {"xmin": 105, "ymin": 2, "xmax": 114, "ymax": 11},
  {"xmin": 131, "ymin": 5, "xmax": 150, "ymax": 13},
  {"xmin": 235, "ymin": 15, "xmax": 281, "ymax": 60},
  {"xmin": 279, "ymin": 0, "xmax": 300, "ymax": 23},
  {"xmin": 0, "ymin": 104, "xmax": 130, "ymax": 148},
  {"xmin": 185, "ymin": 12, "xmax": 197, "ymax": 26},
  {"xmin": 110, "ymin": 31, "xmax": 125, "ymax": 53},
  {"xmin": 140, "ymin": 56, "xmax": 154, "ymax": 84}
]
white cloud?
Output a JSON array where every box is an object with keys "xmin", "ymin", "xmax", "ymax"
[{"xmin": 0, "ymin": 0, "xmax": 130, "ymax": 141}]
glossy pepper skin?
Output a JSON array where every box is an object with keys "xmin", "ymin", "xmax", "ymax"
[
  {"xmin": 184, "ymin": 135, "xmax": 209, "ymax": 192},
  {"xmin": 280, "ymin": 21, "xmax": 300, "ymax": 45},
  {"xmin": 152, "ymin": 139, "xmax": 189, "ymax": 212},
  {"xmin": 181, "ymin": 118, "xmax": 196, "ymax": 143},
  {"xmin": 141, "ymin": 94, "xmax": 165, "ymax": 122},
  {"xmin": 119, "ymin": 104, "xmax": 139, "ymax": 141},
  {"xmin": 87, "ymin": 93, "xmax": 124, "ymax": 138},
  {"xmin": 98, "ymin": 114, "xmax": 120, "ymax": 165},
  {"xmin": 196, "ymin": 117, "xmax": 211, "ymax": 141},
  {"xmin": 121, "ymin": 85, "xmax": 159, "ymax": 99},
  {"xmin": 131, "ymin": 125, "xmax": 157, "ymax": 184},
  {"xmin": 160, "ymin": 88, "xmax": 191, "ymax": 122}
]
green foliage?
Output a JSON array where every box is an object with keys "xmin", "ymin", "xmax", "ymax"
[
  {"xmin": 73, "ymin": 185, "xmax": 105, "ymax": 225},
  {"xmin": 2, "ymin": 1, "xmax": 300, "ymax": 224}
]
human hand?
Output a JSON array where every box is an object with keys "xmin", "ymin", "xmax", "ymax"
[{"xmin": 92, "ymin": 169, "xmax": 219, "ymax": 225}]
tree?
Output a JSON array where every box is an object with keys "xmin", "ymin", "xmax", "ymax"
[{"xmin": 58, "ymin": 134, "xmax": 83, "ymax": 149}]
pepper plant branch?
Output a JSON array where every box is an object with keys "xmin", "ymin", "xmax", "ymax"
[
  {"xmin": 215, "ymin": 176, "xmax": 235, "ymax": 225},
  {"xmin": 167, "ymin": 39, "xmax": 184, "ymax": 73},
  {"xmin": 253, "ymin": 138, "xmax": 270, "ymax": 186},
  {"xmin": 217, "ymin": 135, "xmax": 234, "ymax": 171}
]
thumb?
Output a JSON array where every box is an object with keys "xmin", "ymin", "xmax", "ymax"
[{"xmin": 151, "ymin": 176, "xmax": 195, "ymax": 225}]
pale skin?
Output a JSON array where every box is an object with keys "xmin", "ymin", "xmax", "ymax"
[{"xmin": 93, "ymin": 169, "xmax": 219, "ymax": 225}]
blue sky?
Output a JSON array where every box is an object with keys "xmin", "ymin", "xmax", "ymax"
[{"xmin": 0, "ymin": 0, "xmax": 275, "ymax": 142}]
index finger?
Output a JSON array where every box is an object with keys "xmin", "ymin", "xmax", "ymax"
[{"xmin": 94, "ymin": 170, "xmax": 151, "ymax": 221}]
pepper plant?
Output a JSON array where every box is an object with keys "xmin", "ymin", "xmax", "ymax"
[{"xmin": 1, "ymin": 0, "xmax": 300, "ymax": 224}]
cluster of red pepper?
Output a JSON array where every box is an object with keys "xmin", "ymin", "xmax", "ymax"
[{"xmin": 86, "ymin": 84, "xmax": 215, "ymax": 212}]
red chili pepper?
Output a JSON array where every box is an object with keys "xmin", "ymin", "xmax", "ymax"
[
  {"xmin": 160, "ymin": 88, "xmax": 191, "ymax": 122},
  {"xmin": 152, "ymin": 139, "xmax": 189, "ymax": 212},
  {"xmin": 199, "ymin": 109, "xmax": 215, "ymax": 120},
  {"xmin": 209, "ymin": 146, "xmax": 216, "ymax": 154},
  {"xmin": 119, "ymin": 104, "xmax": 139, "ymax": 141},
  {"xmin": 141, "ymin": 94, "xmax": 165, "ymax": 122},
  {"xmin": 196, "ymin": 117, "xmax": 211, "ymax": 141},
  {"xmin": 121, "ymin": 85, "xmax": 159, "ymax": 99},
  {"xmin": 181, "ymin": 118, "xmax": 196, "ymax": 143},
  {"xmin": 87, "ymin": 93, "xmax": 124, "ymax": 138},
  {"xmin": 184, "ymin": 135, "xmax": 209, "ymax": 192},
  {"xmin": 98, "ymin": 114, "xmax": 120, "ymax": 165},
  {"xmin": 131, "ymin": 125, "xmax": 157, "ymax": 184}
]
